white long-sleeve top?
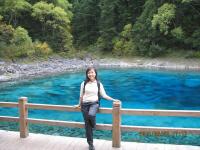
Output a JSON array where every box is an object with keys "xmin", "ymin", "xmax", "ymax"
[{"xmin": 80, "ymin": 80, "xmax": 109, "ymax": 103}]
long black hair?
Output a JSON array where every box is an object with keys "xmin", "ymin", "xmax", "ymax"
[{"xmin": 85, "ymin": 67, "xmax": 98, "ymax": 84}]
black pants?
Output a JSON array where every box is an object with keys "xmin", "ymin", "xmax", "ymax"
[{"xmin": 81, "ymin": 102, "xmax": 99, "ymax": 145}]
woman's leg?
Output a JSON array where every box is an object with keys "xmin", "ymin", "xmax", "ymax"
[
  {"xmin": 88, "ymin": 103, "xmax": 99, "ymax": 129},
  {"xmin": 81, "ymin": 104, "xmax": 93, "ymax": 145},
  {"xmin": 81, "ymin": 102, "xmax": 99, "ymax": 147}
]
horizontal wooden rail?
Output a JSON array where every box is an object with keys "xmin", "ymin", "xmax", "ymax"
[
  {"xmin": 26, "ymin": 103, "xmax": 112, "ymax": 114},
  {"xmin": 0, "ymin": 116, "xmax": 19, "ymax": 122},
  {"xmin": 28, "ymin": 118, "xmax": 84, "ymax": 128},
  {"xmin": 121, "ymin": 125, "xmax": 200, "ymax": 134},
  {"xmin": 0, "ymin": 102, "xmax": 18, "ymax": 108},
  {"xmin": 99, "ymin": 108, "xmax": 113, "ymax": 114},
  {"xmin": 28, "ymin": 118, "xmax": 112, "ymax": 130},
  {"xmin": 121, "ymin": 109, "xmax": 200, "ymax": 117},
  {"xmin": 1, "ymin": 116, "xmax": 199, "ymax": 134},
  {"xmin": 27, "ymin": 103, "xmax": 79, "ymax": 111},
  {"xmin": 1, "ymin": 102, "xmax": 200, "ymax": 117}
]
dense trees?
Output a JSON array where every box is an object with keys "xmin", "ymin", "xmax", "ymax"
[
  {"xmin": 0, "ymin": 0, "xmax": 200, "ymax": 59},
  {"xmin": 0, "ymin": 0, "xmax": 73, "ymax": 59},
  {"xmin": 72, "ymin": 0, "xmax": 200, "ymax": 57},
  {"xmin": 31, "ymin": 1, "xmax": 72, "ymax": 51},
  {"xmin": 72, "ymin": 0, "xmax": 100, "ymax": 47}
]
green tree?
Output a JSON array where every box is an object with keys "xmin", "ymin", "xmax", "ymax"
[
  {"xmin": 113, "ymin": 24, "xmax": 136, "ymax": 56},
  {"xmin": 72, "ymin": 0, "xmax": 100, "ymax": 47},
  {"xmin": 11, "ymin": 26, "xmax": 34, "ymax": 57},
  {"xmin": 0, "ymin": 19, "xmax": 33, "ymax": 59},
  {"xmin": 98, "ymin": 0, "xmax": 145, "ymax": 51},
  {"xmin": 132, "ymin": 0, "xmax": 163, "ymax": 57},
  {"xmin": 152, "ymin": 3, "xmax": 176, "ymax": 35},
  {"xmin": 0, "ymin": 17, "xmax": 14, "ymax": 58},
  {"xmin": 53, "ymin": 0, "xmax": 72, "ymax": 12},
  {"xmin": 179, "ymin": 0, "xmax": 200, "ymax": 50},
  {"xmin": 0, "ymin": 17, "xmax": 14, "ymax": 45},
  {"xmin": 171, "ymin": 26, "xmax": 185, "ymax": 40},
  {"xmin": 0, "ymin": 0, "xmax": 31, "ymax": 27},
  {"xmin": 31, "ymin": 1, "xmax": 73, "ymax": 51}
]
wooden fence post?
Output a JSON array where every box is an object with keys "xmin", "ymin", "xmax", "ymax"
[
  {"xmin": 19, "ymin": 97, "xmax": 29, "ymax": 138},
  {"xmin": 112, "ymin": 101, "xmax": 121, "ymax": 148}
]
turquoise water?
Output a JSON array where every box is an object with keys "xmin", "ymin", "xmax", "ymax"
[{"xmin": 0, "ymin": 68, "xmax": 200, "ymax": 145}]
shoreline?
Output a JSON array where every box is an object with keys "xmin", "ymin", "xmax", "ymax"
[{"xmin": 0, "ymin": 57, "xmax": 200, "ymax": 82}]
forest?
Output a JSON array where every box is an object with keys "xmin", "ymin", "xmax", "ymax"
[{"xmin": 0, "ymin": 0, "xmax": 200, "ymax": 60}]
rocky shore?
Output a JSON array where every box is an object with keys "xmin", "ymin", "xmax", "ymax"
[{"xmin": 0, "ymin": 57, "xmax": 200, "ymax": 82}]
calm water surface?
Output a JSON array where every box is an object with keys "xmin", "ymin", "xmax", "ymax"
[{"xmin": 0, "ymin": 68, "xmax": 200, "ymax": 145}]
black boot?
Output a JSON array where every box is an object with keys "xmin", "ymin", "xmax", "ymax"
[{"xmin": 89, "ymin": 144, "xmax": 95, "ymax": 150}]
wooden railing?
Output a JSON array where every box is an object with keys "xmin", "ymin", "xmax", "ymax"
[{"xmin": 0, "ymin": 97, "xmax": 200, "ymax": 148}]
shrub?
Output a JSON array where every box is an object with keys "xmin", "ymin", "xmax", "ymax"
[
  {"xmin": 34, "ymin": 41, "xmax": 52, "ymax": 56},
  {"xmin": 171, "ymin": 27, "xmax": 185, "ymax": 40},
  {"xmin": 0, "ymin": 23, "xmax": 14, "ymax": 45},
  {"xmin": 112, "ymin": 24, "xmax": 137, "ymax": 56},
  {"xmin": 148, "ymin": 43, "xmax": 165, "ymax": 58},
  {"xmin": 11, "ymin": 26, "xmax": 34, "ymax": 57},
  {"xmin": 185, "ymin": 51, "xmax": 200, "ymax": 58}
]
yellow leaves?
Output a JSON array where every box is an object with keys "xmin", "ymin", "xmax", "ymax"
[{"xmin": 34, "ymin": 42, "xmax": 52, "ymax": 56}]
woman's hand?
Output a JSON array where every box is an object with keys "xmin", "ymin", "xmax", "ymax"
[
  {"xmin": 113, "ymin": 99, "xmax": 120, "ymax": 102},
  {"xmin": 74, "ymin": 104, "xmax": 81, "ymax": 108}
]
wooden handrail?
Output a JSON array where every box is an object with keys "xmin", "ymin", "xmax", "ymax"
[
  {"xmin": 0, "ymin": 116, "xmax": 199, "ymax": 134},
  {"xmin": 0, "ymin": 98, "xmax": 200, "ymax": 148},
  {"xmin": 0, "ymin": 102, "xmax": 18, "ymax": 107},
  {"xmin": 121, "ymin": 125, "xmax": 200, "ymax": 134},
  {"xmin": 28, "ymin": 118, "xmax": 112, "ymax": 130},
  {"xmin": 26, "ymin": 103, "xmax": 112, "ymax": 114},
  {"xmin": 1, "ymin": 102, "xmax": 199, "ymax": 117},
  {"xmin": 121, "ymin": 109, "xmax": 200, "ymax": 117},
  {"xmin": 0, "ymin": 116, "xmax": 19, "ymax": 122}
]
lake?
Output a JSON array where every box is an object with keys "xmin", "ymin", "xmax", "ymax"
[{"xmin": 0, "ymin": 68, "xmax": 200, "ymax": 145}]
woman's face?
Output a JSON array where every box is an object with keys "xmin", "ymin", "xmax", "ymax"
[{"xmin": 87, "ymin": 69, "xmax": 96, "ymax": 81}]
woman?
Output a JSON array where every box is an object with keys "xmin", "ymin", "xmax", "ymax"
[{"xmin": 75, "ymin": 67, "xmax": 119, "ymax": 150}]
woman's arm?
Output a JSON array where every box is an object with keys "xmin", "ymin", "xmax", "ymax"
[
  {"xmin": 100, "ymin": 83, "xmax": 119, "ymax": 102},
  {"xmin": 75, "ymin": 82, "xmax": 84, "ymax": 108},
  {"xmin": 79, "ymin": 96, "xmax": 83, "ymax": 105}
]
